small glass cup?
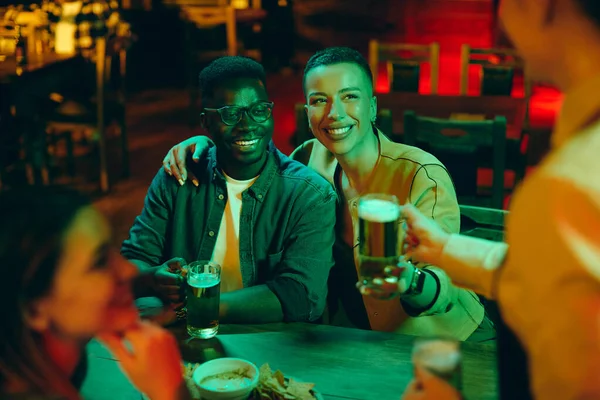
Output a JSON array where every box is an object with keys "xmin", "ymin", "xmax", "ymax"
[
  {"xmin": 186, "ymin": 261, "xmax": 221, "ymax": 339},
  {"xmin": 412, "ymin": 337, "xmax": 463, "ymax": 391}
]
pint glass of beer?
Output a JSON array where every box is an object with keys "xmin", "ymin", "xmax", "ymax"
[
  {"xmin": 357, "ymin": 193, "xmax": 406, "ymax": 296},
  {"xmin": 412, "ymin": 337, "xmax": 463, "ymax": 391},
  {"xmin": 186, "ymin": 261, "xmax": 221, "ymax": 339}
]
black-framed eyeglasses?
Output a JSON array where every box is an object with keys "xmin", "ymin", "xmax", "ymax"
[{"xmin": 204, "ymin": 101, "xmax": 274, "ymax": 126}]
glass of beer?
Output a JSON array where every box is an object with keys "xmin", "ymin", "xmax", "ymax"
[
  {"xmin": 412, "ymin": 337, "xmax": 463, "ymax": 391},
  {"xmin": 357, "ymin": 193, "xmax": 407, "ymax": 297},
  {"xmin": 186, "ymin": 260, "xmax": 221, "ymax": 339}
]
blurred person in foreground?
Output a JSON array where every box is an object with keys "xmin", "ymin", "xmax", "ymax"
[
  {"xmin": 0, "ymin": 186, "xmax": 191, "ymax": 400},
  {"xmin": 401, "ymin": 0, "xmax": 600, "ymax": 398},
  {"xmin": 159, "ymin": 48, "xmax": 491, "ymax": 342},
  {"xmin": 122, "ymin": 56, "xmax": 336, "ymax": 325}
]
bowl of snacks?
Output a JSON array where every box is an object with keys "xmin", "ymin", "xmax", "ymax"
[{"xmin": 192, "ymin": 358, "xmax": 259, "ymax": 400}]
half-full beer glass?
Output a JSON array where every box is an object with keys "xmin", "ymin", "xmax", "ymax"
[
  {"xmin": 412, "ymin": 337, "xmax": 463, "ymax": 391},
  {"xmin": 357, "ymin": 193, "xmax": 406, "ymax": 297},
  {"xmin": 186, "ymin": 261, "xmax": 221, "ymax": 339}
]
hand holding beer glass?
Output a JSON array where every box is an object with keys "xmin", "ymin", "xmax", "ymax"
[
  {"xmin": 186, "ymin": 261, "xmax": 221, "ymax": 339},
  {"xmin": 357, "ymin": 194, "xmax": 414, "ymax": 299}
]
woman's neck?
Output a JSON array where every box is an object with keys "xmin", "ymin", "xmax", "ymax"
[
  {"xmin": 336, "ymin": 127, "xmax": 380, "ymax": 193},
  {"xmin": 43, "ymin": 332, "xmax": 84, "ymax": 380}
]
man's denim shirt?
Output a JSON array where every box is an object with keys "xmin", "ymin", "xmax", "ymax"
[{"xmin": 121, "ymin": 144, "xmax": 337, "ymax": 322}]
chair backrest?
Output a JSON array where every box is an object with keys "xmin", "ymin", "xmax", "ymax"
[
  {"xmin": 0, "ymin": 23, "xmax": 17, "ymax": 55},
  {"xmin": 181, "ymin": 5, "xmax": 237, "ymax": 56},
  {"xmin": 368, "ymin": 39, "xmax": 440, "ymax": 94},
  {"xmin": 459, "ymin": 204, "xmax": 507, "ymax": 242},
  {"xmin": 230, "ymin": 0, "xmax": 262, "ymax": 8},
  {"xmin": 404, "ymin": 110, "xmax": 507, "ymax": 209},
  {"xmin": 293, "ymin": 104, "xmax": 393, "ymax": 147},
  {"xmin": 460, "ymin": 44, "xmax": 532, "ymax": 128},
  {"xmin": 164, "ymin": 0, "xmax": 227, "ymax": 5}
]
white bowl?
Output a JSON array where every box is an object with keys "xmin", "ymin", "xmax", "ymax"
[{"xmin": 192, "ymin": 358, "xmax": 259, "ymax": 400}]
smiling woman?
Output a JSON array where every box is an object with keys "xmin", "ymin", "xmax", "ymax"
[
  {"xmin": 290, "ymin": 48, "xmax": 486, "ymax": 341},
  {"xmin": 304, "ymin": 62, "xmax": 377, "ymax": 160}
]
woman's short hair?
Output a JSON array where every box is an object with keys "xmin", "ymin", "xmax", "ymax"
[{"xmin": 303, "ymin": 47, "xmax": 374, "ymax": 95}]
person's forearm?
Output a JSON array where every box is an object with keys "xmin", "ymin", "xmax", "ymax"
[
  {"xmin": 130, "ymin": 259, "xmax": 159, "ymax": 298},
  {"xmin": 439, "ymin": 234, "xmax": 508, "ymax": 299},
  {"xmin": 219, "ymin": 284, "xmax": 284, "ymax": 324},
  {"xmin": 400, "ymin": 269, "xmax": 439, "ymax": 312}
]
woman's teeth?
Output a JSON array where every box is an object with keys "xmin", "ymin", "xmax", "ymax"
[
  {"xmin": 234, "ymin": 139, "xmax": 259, "ymax": 146},
  {"xmin": 327, "ymin": 126, "xmax": 352, "ymax": 135}
]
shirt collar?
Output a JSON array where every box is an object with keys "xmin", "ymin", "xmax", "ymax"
[
  {"xmin": 553, "ymin": 73, "xmax": 600, "ymax": 148},
  {"xmin": 206, "ymin": 141, "xmax": 278, "ymax": 202}
]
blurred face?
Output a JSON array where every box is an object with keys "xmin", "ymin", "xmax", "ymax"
[
  {"xmin": 203, "ymin": 78, "xmax": 274, "ymax": 169},
  {"xmin": 29, "ymin": 206, "xmax": 138, "ymax": 339},
  {"xmin": 499, "ymin": 0, "xmax": 556, "ymax": 82},
  {"xmin": 304, "ymin": 63, "xmax": 377, "ymax": 157}
]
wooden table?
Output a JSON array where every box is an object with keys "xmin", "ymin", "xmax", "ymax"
[
  {"xmin": 0, "ymin": 52, "xmax": 79, "ymax": 84},
  {"xmin": 377, "ymin": 92, "xmax": 526, "ymax": 140},
  {"xmin": 84, "ymin": 323, "xmax": 498, "ymax": 400}
]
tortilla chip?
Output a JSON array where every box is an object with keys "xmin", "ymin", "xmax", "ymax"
[
  {"xmin": 287, "ymin": 379, "xmax": 316, "ymax": 399},
  {"xmin": 273, "ymin": 370, "xmax": 286, "ymax": 386},
  {"xmin": 254, "ymin": 364, "xmax": 316, "ymax": 399}
]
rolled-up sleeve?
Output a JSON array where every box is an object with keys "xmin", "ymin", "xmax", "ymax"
[
  {"xmin": 265, "ymin": 188, "xmax": 337, "ymax": 322},
  {"xmin": 121, "ymin": 169, "xmax": 174, "ymax": 268},
  {"xmin": 438, "ymin": 234, "xmax": 507, "ymax": 300},
  {"xmin": 408, "ymin": 164, "xmax": 485, "ymax": 318}
]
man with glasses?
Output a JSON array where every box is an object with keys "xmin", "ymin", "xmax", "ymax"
[{"xmin": 122, "ymin": 56, "xmax": 337, "ymax": 325}]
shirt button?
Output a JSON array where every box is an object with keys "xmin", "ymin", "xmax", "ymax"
[
  {"xmin": 218, "ymin": 194, "xmax": 224, "ymax": 200},
  {"xmin": 257, "ymin": 194, "xmax": 263, "ymax": 199},
  {"xmin": 373, "ymin": 312, "xmax": 379, "ymax": 316},
  {"xmin": 208, "ymin": 231, "xmax": 215, "ymax": 237}
]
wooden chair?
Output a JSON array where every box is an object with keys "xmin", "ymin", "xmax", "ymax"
[
  {"xmin": 369, "ymin": 40, "xmax": 440, "ymax": 94},
  {"xmin": 45, "ymin": 34, "xmax": 129, "ymax": 193},
  {"xmin": 404, "ymin": 110, "xmax": 507, "ymax": 209},
  {"xmin": 460, "ymin": 45, "xmax": 532, "ymax": 129},
  {"xmin": 293, "ymin": 104, "xmax": 393, "ymax": 148},
  {"xmin": 460, "ymin": 45, "xmax": 531, "ymax": 186}
]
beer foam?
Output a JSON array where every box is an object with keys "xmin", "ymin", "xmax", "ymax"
[
  {"xmin": 358, "ymin": 198, "xmax": 400, "ymax": 222},
  {"xmin": 413, "ymin": 340, "xmax": 461, "ymax": 373},
  {"xmin": 189, "ymin": 274, "xmax": 220, "ymax": 288}
]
